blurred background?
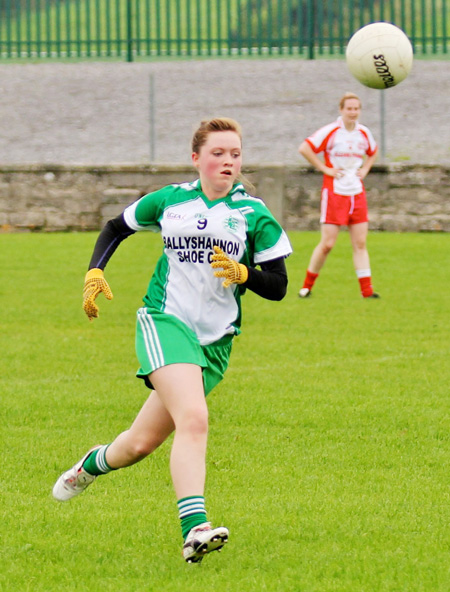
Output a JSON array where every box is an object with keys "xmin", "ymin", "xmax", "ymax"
[{"xmin": 0, "ymin": 0, "xmax": 448, "ymax": 166}]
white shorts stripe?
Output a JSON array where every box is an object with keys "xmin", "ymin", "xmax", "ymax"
[
  {"xmin": 349, "ymin": 194, "xmax": 355, "ymax": 215},
  {"xmin": 320, "ymin": 188, "xmax": 328, "ymax": 223},
  {"xmin": 137, "ymin": 310, "xmax": 158, "ymax": 368},
  {"xmin": 138, "ymin": 308, "xmax": 165, "ymax": 369}
]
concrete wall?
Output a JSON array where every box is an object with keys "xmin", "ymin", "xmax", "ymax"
[{"xmin": 0, "ymin": 163, "xmax": 449, "ymax": 233}]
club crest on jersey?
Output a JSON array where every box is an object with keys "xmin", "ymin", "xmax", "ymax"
[{"xmin": 224, "ymin": 215, "xmax": 239, "ymax": 233}]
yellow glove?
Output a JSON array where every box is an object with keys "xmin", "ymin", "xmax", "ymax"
[
  {"xmin": 82, "ymin": 268, "xmax": 113, "ymax": 321},
  {"xmin": 210, "ymin": 246, "xmax": 248, "ymax": 288}
]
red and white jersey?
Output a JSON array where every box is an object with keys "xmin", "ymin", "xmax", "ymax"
[{"xmin": 305, "ymin": 116, "xmax": 377, "ymax": 196}]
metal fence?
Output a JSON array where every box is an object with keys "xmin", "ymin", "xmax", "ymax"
[{"xmin": 0, "ymin": 0, "xmax": 447, "ymax": 61}]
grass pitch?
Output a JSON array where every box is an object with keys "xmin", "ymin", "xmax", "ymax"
[{"xmin": 1, "ymin": 230, "xmax": 449, "ymax": 591}]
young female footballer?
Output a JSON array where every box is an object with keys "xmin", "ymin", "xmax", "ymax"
[
  {"xmin": 53, "ymin": 117, "xmax": 292, "ymax": 563},
  {"xmin": 298, "ymin": 92, "xmax": 380, "ymax": 299}
]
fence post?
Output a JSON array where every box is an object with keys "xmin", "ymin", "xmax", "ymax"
[
  {"xmin": 149, "ymin": 74, "xmax": 156, "ymax": 161},
  {"xmin": 379, "ymin": 90, "xmax": 386, "ymax": 162},
  {"xmin": 126, "ymin": 0, "xmax": 133, "ymax": 62},
  {"xmin": 307, "ymin": 0, "xmax": 315, "ymax": 59}
]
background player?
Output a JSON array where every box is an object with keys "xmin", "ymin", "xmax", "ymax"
[
  {"xmin": 298, "ymin": 92, "xmax": 379, "ymax": 298},
  {"xmin": 52, "ymin": 117, "xmax": 292, "ymax": 563}
]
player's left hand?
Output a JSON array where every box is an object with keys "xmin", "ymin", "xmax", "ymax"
[
  {"xmin": 357, "ymin": 167, "xmax": 369, "ymax": 179},
  {"xmin": 210, "ymin": 246, "xmax": 248, "ymax": 288}
]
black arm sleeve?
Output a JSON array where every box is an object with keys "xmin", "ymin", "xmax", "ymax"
[
  {"xmin": 244, "ymin": 257, "xmax": 288, "ymax": 301},
  {"xmin": 88, "ymin": 213, "xmax": 135, "ymax": 270}
]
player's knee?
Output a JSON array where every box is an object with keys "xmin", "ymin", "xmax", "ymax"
[
  {"xmin": 180, "ymin": 406, "xmax": 209, "ymax": 437},
  {"xmin": 321, "ymin": 241, "xmax": 335, "ymax": 255},
  {"xmin": 353, "ymin": 240, "xmax": 367, "ymax": 252},
  {"xmin": 129, "ymin": 436, "xmax": 163, "ymax": 459},
  {"xmin": 127, "ymin": 434, "xmax": 164, "ymax": 462}
]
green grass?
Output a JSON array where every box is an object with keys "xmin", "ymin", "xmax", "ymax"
[{"xmin": 1, "ymin": 230, "xmax": 449, "ymax": 591}]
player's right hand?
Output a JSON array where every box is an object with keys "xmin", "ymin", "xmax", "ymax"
[
  {"xmin": 327, "ymin": 167, "xmax": 344, "ymax": 179},
  {"xmin": 82, "ymin": 268, "xmax": 113, "ymax": 321}
]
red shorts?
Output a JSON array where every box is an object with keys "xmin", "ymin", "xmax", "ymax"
[{"xmin": 320, "ymin": 188, "xmax": 368, "ymax": 226}]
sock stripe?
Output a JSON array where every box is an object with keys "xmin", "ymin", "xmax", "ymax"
[
  {"xmin": 178, "ymin": 496, "xmax": 208, "ymax": 540},
  {"xmin": 179, "ymin": 506, "xmax": 205, "ymax": 518},
  {"xmin": 356, "ymin": 268, "xmax": 371, "ymax": 279},
  {"xmin": 178, "ymin": 496, "xmax": 204, "ymax": 509},
  {"xmin": 178, "ymin": 497, "xmax": 205, "ymax": 516},
  {"xmin": 95, "ymin": 445, "xmax": 112, "ymax": 473}
]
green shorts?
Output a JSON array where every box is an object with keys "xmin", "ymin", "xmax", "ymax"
[{"xmin": 135, "ymin": 307, "xmax": 234, "ymax": 396}]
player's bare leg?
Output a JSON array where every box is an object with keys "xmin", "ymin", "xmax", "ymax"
[
  {"xmin": 349, "ymin": 222, "xmax": 379, "ymax": 297},
  {"xmin": 149, "ymin": 363, "xmax": 208, "ymax": 498},
  {"xmin": 105, "ymin": 390, "xmax": 175, "ymax": 468},
  {"xmin": 53, "ymin": 363, "xmax": 228, "ymax": 561},
  {"xmin": 92, "ymin": 363, "xmax": 209, "ymax": 494},
  {"xmin": 53, "ymin": 390, "xmax": 175, "ymax": 500},
  {"xmin": 299, "ymin": 224, "xmax": 339, "ymax": 297},
  {"xmin": 149, "ymin": 363, "xmax": 228, "ymax": 562},
  {"xmin": 349, "ymin": 222, "xmax": 370, "ymax": 269}
]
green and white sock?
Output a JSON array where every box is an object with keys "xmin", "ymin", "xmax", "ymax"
[
  {"xmin": 177, "ymin": 496, "xmax": 208, "ymax": 540},
  {"xmin": 82, "ymin": 445, "xmax": 114, "ymax": 476}
]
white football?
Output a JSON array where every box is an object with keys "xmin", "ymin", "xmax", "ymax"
[{"xmin": 346, "ymin": 22, "xmax": 413, "ymax": 89}]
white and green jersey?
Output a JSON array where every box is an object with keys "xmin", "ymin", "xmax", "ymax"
[{"xmin": 123, "ymin": 179, "xmax": 292, "ymax": 345}]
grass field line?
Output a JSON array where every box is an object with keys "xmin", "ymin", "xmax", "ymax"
[
  {"xmin": 309, "ymin": 350, "xmax": 443, "ymax": 366},
  {"xmin": 239, "ymin": 349, "xmax": 445, "ymax": 372}
]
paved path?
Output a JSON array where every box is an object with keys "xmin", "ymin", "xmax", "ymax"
[{"xmin": 0, "ymin": 59, "xmax": 448, "ymax": 165}]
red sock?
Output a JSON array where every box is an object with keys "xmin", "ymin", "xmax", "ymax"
[
  {"xmin": 303, "ymin": 270, "xmax": 319, "ymax": 290},
  {"xmin": 358, "ymin": 276, "xmax": 373, "ymax": 297}
]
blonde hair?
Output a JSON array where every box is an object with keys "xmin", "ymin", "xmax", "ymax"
[
  {"xmin": 339, "ymin": 92, "xmax": 362, "ymax": 110},
  {"xmin": 191, "ymin": 117, "xmax": 242, "ymax": 153}
]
